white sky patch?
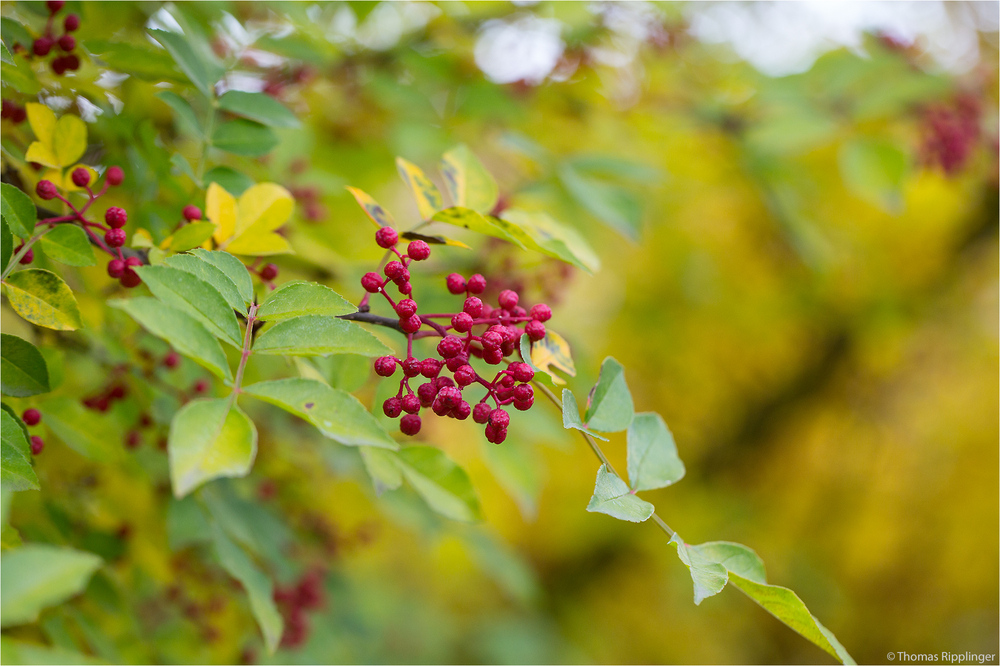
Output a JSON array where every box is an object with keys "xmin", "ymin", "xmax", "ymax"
[{"xmin": 475, "ymin": 14, "xmax": 565, "ymax": 85}]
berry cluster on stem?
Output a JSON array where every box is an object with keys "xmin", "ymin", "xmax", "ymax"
[{"xmin": 20, "ymin": 1, "xmax": 81, "ymax": 76}]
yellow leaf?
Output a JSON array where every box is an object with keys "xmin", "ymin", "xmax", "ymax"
[
  {"xmin": 207, "ymin": 182, "xmax": 237, "ymax": 245},
  {"xmin": 235, "ymin": 183, "xmax": 293, "ymax": 237},
  {"xmin": 53, "ymin": 115, "xmax": 87, "ymax": 167},
  {"xmin": 25, "ymin": 143, "xmax": 60, "ymax": 169},
  {"xmin": 346, "ymin": 186, "xmax": 395, "ymax": 228},
  {"xmin": 396, "ymin": 157, "xmax": 443, "ymax": 221},
  {"xmin": 25, "ymin": 103, "xmax": 55, "ymax": 146},
  {"xmin": 24, "ymin": 104, "xmax": 88, "ymax": 168},
  {"xmin": 530, "ymin": 330, "xmax": 576, "ymax": 386},
  {"xmin": 40, "ymin": 168, "xmax": 66, "ymax": 190},
  {"xmin": 131, "ymin": 229, "xmax": 155, "ymax": 249},
  {"xmin": 225, "ymin": 232, "xmax": 291, "ymax": 256}
]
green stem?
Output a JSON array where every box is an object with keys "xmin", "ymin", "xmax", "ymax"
[
  {"xmin": 231, "ymin": 302, "xmax": 258, "ymax": 400},
  {"xmin": 533, "ymin": 381, "xmax": 675, "ymax": 538}
]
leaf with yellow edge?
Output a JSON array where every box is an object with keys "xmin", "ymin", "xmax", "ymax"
[
  {"xmin": 24, "ymin": 104, "xmax": 87, "ymax": 169},
  {"xmin": 345, "ymin": 187, "xmax": 394, "ymax": 228},
  {"xmin": 396, "ymin": 157, "xmax": 443, "ymax": 221},
  {"xmin": 527, "ymin": 330, "xmax": 575, "ymax": 386},
  {"xmin": 400, "ymin": 231, "xmax": 471, "ymax": 250},
  {"xmin": 206, "ymin": 182, "xmax": 293, "ymax": 257}
]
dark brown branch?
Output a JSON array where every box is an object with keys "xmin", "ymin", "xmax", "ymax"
[{"xmin": 337, "ymin": 311, "xmax": 403, "ymax": 333}]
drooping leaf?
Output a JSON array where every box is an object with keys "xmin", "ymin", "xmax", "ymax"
[
  {"xmin": 148, "ymin": 29, "xmax": 223, "ymax": 98},
  {"xmin": 440, "ymin": 144, "xmax": 499, "ymax": 214},
  {"xmin": 0, "ymin": 183, "xmax": 35, "ymax": 239},
  {"xmin": 206, "ymin": 182, "xmax": 293, "ymax": 256},
  {"xmin": 253, "ymin": 315, "xmax": 391, "ymax": 357},
  {"xmin": 396, "ymin": 157, "xmax": 443, "ymax": 220},
  {"xmin": 217, "ymin": 90, "xmax": 300, "ymax": 128},
  {"xmin": 37, "ymin": 225, "xmax": 95, "ymax": 267},
  {"xmin": 109, "ymin": 298, "xmax": 232, "ymax": 380},
  {"xmin": 166, "ymin": 496, "xmax": 212, "ymax": 550},
  {"xmin": 498, "ymin": 209, "xmax": 601, "ymax": 274},
  {"xmin": 560, "ymin": 389, "xmax": 608, "ymax": 441},
  {"xmin": 168, "ymin": 398, "xmax": 257, "ymax": 498},
  {"xmin": 585, "ymin": 464, "xmax": 654, "ymax": 522},
  {"xmin": 244, "ymin": 378, "xmax": 396, "ymax": 449},
  {"xmin": 163, "ymin": 254, "xmax": 245, "ymax": 314},
  {"xmin": 345, "ymin": 187, "xmax": 395, "ymax": 228},
  {"xmin": 0, "ymin": 334, "xmax": 50, "ymax": 397},
  {"xmin": 584, "ymin": 357, "xmax": 634, "ymax": 433},
  {"xmin": 1, "ymin": 411, "xmax": 38, "ymax": 492},
  {"xmin": 669, "ymin": 534, "xmax": 730, "ymax": 605},
  {"xmin": 210, "ymin": 525, "xmax": 283, "ymax": 654},
  {"xmin": 212, "ymin": 120, "xmax": 279, "ymax": 157},
  {"xmin": 359, "ymin": 447, "xmax": 403, "ymax": 495},
  {"xmin": 134, "ymin": 265, "xmax": 242, "ymax": 348},
  {"xmin": 166, "ymin": 222, "xmax": 216, "ymax": 253},
  {"xmin": 559, "ymin": 163, "xmax": 643, "ymax": 240},
  {"xmin": 0, "ymin": 545, "xmax": 102, "ymax": 627},
  {"xmin": 431, "ymin": 207, "xmax": 523, "ymax": 247},
  {"xmin": 3, "ymin": 269, "xmax": 83, "ymax": 331},
  {"xmin": 257, "ymin": 281, "xmax": 356, "ymax": 322},
  {"xmin": 396, "ymin": 446, "xmax": 483, "ymax": 522},
  {"xmin": 189, "ymin": 249, "xmax": 253, "ymax": 305},
  {"xmin": 626, "ymin": 412, "xmax": 685, "ymax": 492},
  {"xmin": 38, "ymin": 397, "xmax": 120, "ymax": 461}
]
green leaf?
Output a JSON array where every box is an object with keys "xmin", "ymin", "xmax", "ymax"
[
  {"xmin": 37, "ymin": 225, "xmax": 95, "ymax": 267},
  {"xmin": 560, "ymin": 389, "xmax": 607, "ymax": 441},
  {"xmin": 210, "ymin": 525, "xmax": 283, "ymax": 654},
  {"xmin": 301, "ymin": 354, "xmax": 371, "ymax": 391},
  {"xmin": 148, "ymin": 29, "xmax": 223, "ymax": 97},
  {"xmin": 38, "ymin": 397, "xmax": 120, "ymax": 461},
  {"xmin": 163, "ymin": 254, "xmax": 245, "ymax": 314},
  {"xmin": 2, "ymin": 218, "xmax": 12, "ymax": 270},
  {"xmin": 626, "ymin": 412, "xmax": 685, "ymax": 492},
  {"xmin": 253, "ymin": 315, "xmax": 391, "ymax": 357},
  {"xmin": 217, "ymin": 91, "xmax": 300, "ymax": 129},
  {"xmin": 0, "ymin": 334, "xmax": 50, "ymax": 397},
  {"xmin": 0, "ymin": 404, "xmax": 29, "ymax": 444},
  {"xmin": 838, "ymin": 137, "xmax": 908, "ymax": 211},
  {"xmin": 498, "ymin": 209, "xmax": 600, "ymax": 274},
  {"xmin": 0, "ymin": 545, "xmax": 102, "ymax": 628},
  {"xmin": 212, "ymin": 120, "xmax": 279, "ymax": 157},
  {"xmin": 3, "ymin": 270, "xmax": 82, "ymax": 331},
  {"xmin": 243, "ymin": 378, "xmax": 396, "ymax": 449},
  {"xmin": 134, "ymin": 265, "xmax": 242, "ymax": 348},
  {"xmin": 0, "ymin": 42, "xmax": 13, "ymax": 67},
  {"xmin": 109, "ymin": 298, "xmax": 232, "ymax": 381},
  {"xmin": 431, "ymin": 207, "xmax": 523, "ymax": 247},
  {"xmin": 166, "ymin": 222, "xmax": 216, "ymax": 253},
  {"xmin": 155, "ymin": 90, "xmax": 203, "ymax": 138},
  {"xmin": 396, "ymin": 157, "xmax": 444, "ymax": 220},
  {"xmin": 189, "ymin": 249, "xmax": 253, "ymax": 305},
  {"xmin": 396, "ymin": 446, "xmax": 483, "ymax": 522},
  {"xmin": 0, "ymin": 636, "xmax": 105, "ymax": 664},
  {"xmin": 257, "ymin": 281, "xmax": 356, "ymax": 322},
  {"xmin": 585, "ymin": 464, "xmax": 654, "ymax": 523},
  {"xmin": 87, "ymin": 39, "xmax": 187, "ymax": 84},
  {"xmin": 1, "ymin": 411, "xmax": 38, "ymax": 492},
  {"xmin": 168, "ymin": 398, "xmax": 257, "ymax": 498},
  {"xmin": 440, "ymin": 144, "xmax": 499, "ymax": 214},
  {"xmin": 669, "ymin": 534, "xmax": 730, "ymax": 605},
  {"xmin": 559, "ymin": 164, "xmax": 642, "ymax": 240},
  {"xmin": 359, "ymin": 447, "xmax": 403, "ymax": 495},
  {"xmin": 170, "ymin": 153, "xmax": 199, "ymax": 184},
  {"xmin": 202, "ymin": 167, "xmax": 254, "ymax": 197},
  {"xmin": 0, "ymin": 183, "xmax": 36, "ymax": 239},
  {"xmin": 584, "ymin": 357, "xmax": 633, "ymax": 433},
  {"xmin": 166, "ymin": 496, "xmax": 211, "ymax": 550}
]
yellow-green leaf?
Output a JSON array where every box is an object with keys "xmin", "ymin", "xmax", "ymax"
[
  {"xmin": 3, "ymin": 269, "xmax": 83, "ymax": 330},
  {"xmin": 169, "ymin": 398, "xmax": 257, "ymax": 498},
  {"xmin": 440, "ymin": 144, "xmax": 499, "ymax": 213},
  {"xmin": 52, "ymin": 115, "xmax": 87, "ymax": 168},
  {"xmin": 528, "ymin": 330, "xmax": 575, "ymax": 386},
  {"xmin": 430, "ymin": 207, "xmax": 523, "ymax": 247},
  {"xmin": 345, "ymin": 186, "xmax": 394, "ymax": 228},
  {"xmin": 396, "ymin": 157, "xmax": 443, "ymax": 220}
]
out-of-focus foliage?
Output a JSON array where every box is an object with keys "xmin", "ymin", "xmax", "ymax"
[{"xmin": 0, "ymin": 1, "xmax": 997, "ymax": 664}]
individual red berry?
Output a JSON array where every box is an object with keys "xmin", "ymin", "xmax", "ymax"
[
  {"xmin": 58, "ymin": 34, "xmax": 75, "ymax": 52},
  {"xmin": 453, "ymin": 400, "xmax": 471, "ymax": 420},
  {"xmin": 70, "ymin": 167, "xmax": 90, "ymax": 187},
  {"xmin": 510, "ymin": 363, "xmax": 534, "ymax": 383},
  {"xmin": 391, "ymin": 268, "xmax": 410, "ymax": 285},
  {"xmin": 105, "ymin": 207, "xmax": 128, "ymax": 228},
  {"xmin": 182, "ymin": 204, "xmax": 202, "ymax": 220},
  {"xmin": 18, "ymin": 248, "xmax": 34, "ymax": 265},
  {"xmin": 445, "ymin": 353, "xmax": 468, "ymax": 373},
  {"xmin": 438, "ymin": 386, "xmax": 461, "ymax": 409},
  {"xmin": 361, "ymin": 272, "xmax": 382, "ymax": 293},
  {"xmin": 373, "ymin": 356, "xmax": 397, "ymax": 377},
  {"xmin": 463, "ymin": 296, "xmax": 483, "ymax": 318},
  {"xmin": 436, "ymin": 376, "xmax": 455, "ymax": 389},
  {"xmin": 481, "ymin": 331, "xmax": 503, "ymax": 350},
  {"xmin": 22, "ymin": 408, "xmax": 41, "ymax": 426},
  {"xmin": 420, "ymin": 358, "xmax": 442, "ymax": 378},
  {"xmin": 530, "ymin": 303, "xmax": 552, "ymax": 322},
  {"xmin": 473, "ymin": 402, "xmax": 493, "ymax": 424},
  {"xmin": 259, "ymin": 263, "xmax": 279, "ymax": 281},
  {"xmin": 454, "ymin": 365, "xmax": 476, "ymax": 387},
  {"xmin": 121, "ymin": 270, "xmax": 142, "ymax": 288},
  {"xmin": 525, "ymin": 320, "xmax": 546, "ymax": 341},
  {"xmin": 397, "ymin": 281, "xmax": 412, "ymax": 296},
  {"xmin": 125, "ymin": 430, "xmax": 141, "ymax": 449},
  {"xmin": 163, "ymin": 351, "xmax": 180, "ymax": 368},
  {"xmin": 375, "ymin": 226, "xmax": 398, "ymax": 248},
  {"xmin": 417, "ymin": 382, "xmax": 438, "ymax": 407},
  {"xmin": 449, "ymin": 312, "xmax": 472, "ymax": 333},
  {"xmin": 400, "ymin": 414, "xmax": 421, "ymax": 436},
  {"xmin": 193, "ymin": 379, "xmax": 210, "ymax": 393},
  {"xmin": 1, "ymin": 100, "xmax": 12, "ymax": 119},
  {"xmin": 514, "ymin": 396, "xmax": 534, "ymax": 411},
  {"xmin": 485, "ymin": 423, "xmax": 507, "ymax": 444},
  {"xmin": 63, "ymin": 54, "xmax": 79, "ymax": 71},
  {"xmin": 30, "ymin": 435, "xmax": 44, "ymax": 455},
  {"xmin": 47, "ymin": 0, "xmax": 65, "ymax": 13},
  {"xmin": 33, "ymin": 37, "xmax": 53, "ymax": 56},
  {"xmin": 446, "ymin": 273, "xmax": 466, "ymax": 294},
  {"xmin": 498, "ymin": 374, "xmax": 515, "ymax": 388},
  {"xmin": 139, "ymin": 413, "xmax": 153, "ymax": 428},
  {"xmin": 407, "ymin": 240, "xmax": 430, "ymax": 261},
  {"xmin": 498, "ymin": 289, "xmax": 519, "ymax": 311},
  {"xmin": 106, "ymin": 165, "xmax": 124, "ymax": 186},
  {"xmin": 496, "ymin": 386, "xmax": 514, "ymax": 401},
  {"xmin": 467, "ymin": 274, "xmax": 486, "ymax": 294},
  {"xmin": 64, "ymin": 13, "xmax": 79, "ymax": 31},
  {"xmin": 395, "ymin": 299, "xmax": 417, "ymax": 318},
  {"xmin": 51, "ymin": 56, "xmax": 68, "ymax": 75},
  {"xmin": 399, "ymin": 315, "xmax": 421, "ymax": 334},
  {"xmin": 489, "ymin": 409, "xmax": 510, "ymax": 429},
  {"xmin": 401, "ymin": 394, "xmax": 420, "ymax": 414},
  {"xmin": 401, "ymin": 357, "xmax": 421, "ymax": 378},
  {"xmin": 383, "ymin": 397, "xmax": 402, "ymax": 418},
  {"xmin": 431, "ymin": 396, "xmax": 450, "ymax": 416},
  {"xmin": 108, "ymin": 384, "xmax": 127, "ymax": 400},
  {"xmin": 384, "ymin": 261, "xmax": 404, "ymax": 280},
  {"xmin": 105, "ymin": 228, "xmax": 126, "ymax": 248},
  {"xmin": 483, "ymin": 347, "xmax": 504, "ymax": 364},
  {"xmin": 513, "ymin": 384, "xmax": 533, "ymax": 402},
  {"xmin": 10, "ymin": 107, "xmax": 25, "ymax": 123},
  {"xmin": 436, "ymin": 336, "xmax": 463, "ymax": 359},
  {"xmin": 36, "ymin": 180, "xmax": 57, "ymax": 200}
]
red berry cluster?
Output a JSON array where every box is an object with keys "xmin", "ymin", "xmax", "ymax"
[
  {"xmin": 25, "ymin": 1, "xmax": 81, "ymax": 76},
  {"xmin": 360, "ymin": 227, "xmax": 552, "ymax": 443},
  {"xmin": 21, "ymin": 408, "xmax": 44, "ymax": 455},
  {"xmin": 0, "ymin": 100, "xmax": 27, "ymax": 124},
  {"xmin": 273, "ymin": 568, "xmax": 325, "ymax": 649},
  {"xmin": 288, "ymin": 184, "xmax": 326, "ymax": 222},
  {"xmin": 82, "ymin": 381, "xmax": 128, "ymax": 413},
  {"xmin": 919, "ymin": 93, "xmax": 983, "ymax": 176}
]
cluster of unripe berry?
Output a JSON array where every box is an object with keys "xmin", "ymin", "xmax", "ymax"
[
  {"xmin": 272, "ymin": 568, "xmax": 325, "ymax": 649},
  {"xmin": 360, "ymin": 226, "xmax": 552, "ymax": 443},
  {"xmin": 0, "ymin": 100, "xmax": 28, "ymax": 124},
  {"xmin": 22, "ymin": 0, "xmax": 81, "ymax": 76},
  {"xmin": 22, "ymin": 408, "xmax": 44, "ymax": 455}
]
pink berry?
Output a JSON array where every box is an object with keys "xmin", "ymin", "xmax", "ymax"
[
  {"xmin": 384, "ymin": 261, "xmax": 404, "ymax": 280},
  {"xmin": 445, "ymin": 353, "xmax": 468, "ymax": 373},
  {"xmin": 63, "ymin": 54, "xmax": 79, "ymax": 71},
  {"xmin": 259, "ymin": 263, "xmax": 279, "ymax": 281},
  {"xmin": 125, "ymin": 430, "xmax": 141, "ymax": 449},
  {"xmin": 513, "ymin": 384, "xmax": 533, "ymax": 402},
  {"xmin": 481, "ymin": 331, "xmax": 503, "ymax": 350},
  {"xmin": 454, "ymin": 365, "xmax": 476, "ymax": 387},
  {"xmin": 420, "ymin": 358, "xmax": 442, "ymax": 378},
  {"xmin": 361, "ymin": 272, "xmax": 382, "ymax": 293},
  {"xmin": 107, "ymin": 259, "xmax": 125, "ymax": 278},
  {"xmin": 436, "ymin": 376, "xmax": 455, "ymax": 389},
  {"xmin": 451, "ymin": 312, "xmax": 473, "ymax": 333},
  {"xmin": 395, "ymin": 299, "xmax": 417, "ymax": 318},
  {"xmin": 36, "ymin": 180, "xmax": 57, "ymax": 200},
  {"xmin": 121, "ymin": 268, "xmax": 142, "ymax": 288},
  {"xmin": 438, "ymin": 386, "xmax": 461, "ymax": 409},
  {"xmin": 530, "ymin": 303, "xmax": 552, "ymax": 322},
  {"xmin": 436, "ymin": 336, "xmax": 463, "ymax": 359},
  {"xmin": 407, "ymin": 240, "xmax": 430, "ymax": 261},
  {"xmin": 498, "ymin": 289, "xmax": 519, "ymax": 311},
  {"xmin": 472, "ymin": 402, "xmax": 492, "ymax": 424},
  {"xmin": 397, "ymin": 281, "xmax": 412, "ymax": 296},
  {"xmin": 463, "ymin": 296, "xmax": 483, "ymax": 318},
  {"xmin": 71, "ymin": 167, "xmax": 90, "ymax": 187},
  {"xmin": 58, "ymin": 34, "xmax": 75, "ymax": 52},
  {"xmin": 401, "ymin": 394, "xmax": 420, "ymax": 414},
  {"xmin": 182, "ymin": 205, "xmax": 202, "ymax": 221},
  {"xmin": 22, "ymin": 408, "xmax": 41, "ymax": 426},
  {"xmin": 193, "ymin": 379, "xmax": 210, "ymax": 394},
  {"xmin": 510, "ymin": 363, "xmax": 534, "ymax": 383},
  {"xmin": 51, "ymin": 56, "xmax": 67, "ymax": 76},
  {"xmin": 514, "ymin": 396, "xmax": 534, "ymax": 411},
  {"xmin": 483, "ymin": 347, "xmax": 504, "ymax": 365},
  {"xmin": 383, "ymin": 397, "xmax": 402, "ymax": 418},
  {"xmin": 400, "ymin": 414, "xmax": 421, "ymax": 436},
  {"xmin": 489, "ymin": 409, "xmax": 510, "ymax": 429},
  {"xmin": 105, "ymin": 228, "xmax": 126, "ymax": 248},
  {"xmin": 417, "ymin": 382, "xmax": 438, "ymax": 407},
  {"xmin": 525, "ymin": 320, "xmax": 546, "ymax": 341},
  {"xmin": 467, "ymin": 274, "xmax": 486, "ymax": 294},
  {"xmin": 446, "ymin": 273, "xmax": 466, "ymax": 294},
  {"xmin": 30, "ymin": 436, "xmax": 44, "ymax": 455},
  {"xmin": 18, "ymin": 248, "xmax": 33, "ymax": 264},
  {"xmin": 125, "ymin": 256, "xmax": 142, "ymax": 268},
  {"xmin": 401, "ymin": 357, "xmax": 421, "ymax": 378},
  {"xmin": 33, "ymin": 37, "xmax": 53, "ymax": 56},
  {"xmin": 431, "ymin": 396, "xmax": 450, "ymax": 416},
  {"xmin": 164, "ymin": 352, "xmax": 180, "ymax": 368},
  {"xmin": 105, "ymin": 207, "xmax": 128, "ymax": 228},
  {"xmin": 64, "ymin": 13, "xmax": 79, "ymax": 31},
  {"xmin": 392, "ymin": 268, "xmax": 411, "ymax": 285},
  {"xmin": 399, "ymin": 315, "xmax": 421, "ymax": 334},
  {"xmin": 453, "ymin": 400, "xmax": 471, "ymax": 420},
  {"xmin": 47, "ymin": 0, "xmax": 65, "ymax": 13},
  {"xmin": 375, "ymin": 226, "xmax": 398, "ymax": 248},
  {"xmin": 106, "ymin": 166, "xmax": 124, "ymax": 186},
  {"xmin": 374, "ymin": 356, "xmax": 397, "ymax": 377}
]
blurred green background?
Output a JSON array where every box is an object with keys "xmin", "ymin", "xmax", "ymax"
[{"xmin": 1, "ymin": 1, "xmax": 997, "ymax": 663}]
